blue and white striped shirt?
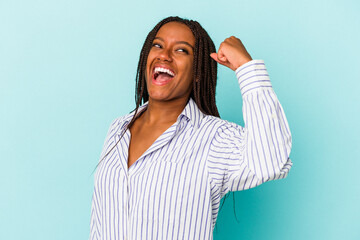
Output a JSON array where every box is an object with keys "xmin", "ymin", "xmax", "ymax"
[{"xmin": 90, "ymin": 60, "xmax": 292, "ymax": 240}]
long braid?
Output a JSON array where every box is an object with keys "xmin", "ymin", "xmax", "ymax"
[
  {"xmin": 92, "ymin": 16, "xmax": 220, "ymax": 172},
  {"xmin": 91, "ymin": 15, "xmax": 235, "ymax": 223}
]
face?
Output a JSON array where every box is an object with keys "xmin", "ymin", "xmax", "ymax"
[{"xmin": 146, "ymin": 22, "xmax": 195, "ymax": 103}]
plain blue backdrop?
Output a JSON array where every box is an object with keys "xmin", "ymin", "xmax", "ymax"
[{"xmin": 1, "ymin": 0, "xmax": 359, "ymax": 239}]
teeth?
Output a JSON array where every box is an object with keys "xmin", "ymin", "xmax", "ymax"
[{"xmin": 154, "ymin": 67, "xmax": 175, "ymax": 77}]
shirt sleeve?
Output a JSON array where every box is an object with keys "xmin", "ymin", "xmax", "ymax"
[{"xmin": 207, "ymin": 59, "xmax": 292, "ymax": 196}]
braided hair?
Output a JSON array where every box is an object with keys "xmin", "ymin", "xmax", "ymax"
[
  {"xmin": 92, "ymin": 16, "xmax": 236, "ymax": 223},
  {"xmin": 134, "ymin": 16, "xmax": 219, "ymax": 120},
  {"xmin": 92, "ymin": 16, "xmax": 220, "ymax": 173}
]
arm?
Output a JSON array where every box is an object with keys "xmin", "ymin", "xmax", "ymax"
[{"xmin": 208, "ymin": 37, "xmax": 292, "ymax": 194}]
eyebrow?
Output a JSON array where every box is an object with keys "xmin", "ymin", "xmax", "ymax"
[{"xmin": 154, "ymin": 37, "xmax": 194, "ymax": 51}]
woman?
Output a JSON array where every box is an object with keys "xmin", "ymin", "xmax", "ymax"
[{"xmin": 90, "ymin": 16, "xmax": 292, "ymax": 240}]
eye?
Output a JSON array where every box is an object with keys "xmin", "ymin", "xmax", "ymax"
[
  {"xmin": 176, "ymin": 48, "xmax": 189, "ymax": 54},
  {"xmin": 152, "ymin": 43, "xmax": 162, "ymax": 48}
]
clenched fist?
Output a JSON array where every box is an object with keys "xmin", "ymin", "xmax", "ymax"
[{"xmin": 210, "ymin": 36, "xmax": 252, "ymax": 71}]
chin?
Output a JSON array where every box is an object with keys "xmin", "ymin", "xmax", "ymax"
[{"xmin": 148, "ymin": 91, "xmax": 171, "ymax": 102}]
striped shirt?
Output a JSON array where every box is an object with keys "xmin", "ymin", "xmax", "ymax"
[{"xmin": 89, "ymin": 59, "xmax": 293, "ymax": 240}]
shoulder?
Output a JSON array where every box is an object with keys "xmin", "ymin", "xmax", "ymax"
[
  {"xmin": 201, "ymin": 115, "xmax": 245, "ymax": 140},
  {"xmin": 199, "ymin": 116, "xmax": 246, "ymax": 153},
  {"xmin": 108, "ymin": 103, "xmax": 148, "ymax": 134},
  {"xmin": 106, "ymin": 112, "xmax": 132, "ymax": 136}
]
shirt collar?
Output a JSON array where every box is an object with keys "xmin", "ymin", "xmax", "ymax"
[
  {"xmin": 179, "ymin": 98, "xmax": 205, "ymax": 129},
  {"xmin": 117, "ymin": 97, "xmax": 205, "ymax": 134}
]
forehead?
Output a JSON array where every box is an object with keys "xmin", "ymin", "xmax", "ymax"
[{"xmin": 155, "ymin": 22, "xmax": 195, "ymax": 45}]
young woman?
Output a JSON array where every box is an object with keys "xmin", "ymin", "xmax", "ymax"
[{"xmin": 90, "ymin": 16, "xmax": 292, "ymax": 240}]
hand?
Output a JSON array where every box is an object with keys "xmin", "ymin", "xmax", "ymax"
[{"xmin": 210, "ymin": 36, "xmax": 252, "ymax": 71}]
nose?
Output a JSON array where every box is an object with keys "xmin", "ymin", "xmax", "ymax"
[{"xmin": 156, "ymin": 48, "xmax": 172, "ymax": 62}]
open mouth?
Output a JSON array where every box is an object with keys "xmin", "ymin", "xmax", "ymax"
[{"xmin": 152, "ymin": 67, "xmax": 175, "ymax": 85}]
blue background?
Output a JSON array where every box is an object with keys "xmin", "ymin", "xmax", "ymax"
[{"xmin": 1, "ymin": 0, "xmax": 359, "ymax": 239}]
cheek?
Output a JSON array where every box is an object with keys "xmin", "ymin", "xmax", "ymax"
[
  {"xmin": 145, "ymin": 57, "xmax": 153, "ymax": 81},
  {"xmin": 183, "ymin": 65, "xmax": 194, "ymax": 90},
  {"xmin": 185, "ymin": 61, "xmax": 194, "ymax": 80}
]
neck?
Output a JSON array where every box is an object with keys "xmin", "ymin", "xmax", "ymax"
[{"xmin": 142, "ymin": 97, "xmax": 189, "ymax": 125}]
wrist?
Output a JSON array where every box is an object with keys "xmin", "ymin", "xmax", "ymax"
[
  {"xmin": 235, "ymin": 57, "xmax": 253, "ymax": 70},
  {"xmin": 235, "ymin": 60, "xmax": 272, "ymax": 96}
]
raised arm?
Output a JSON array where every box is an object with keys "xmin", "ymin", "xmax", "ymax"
[{"xmin": 207, "ymin": 37, "xmax": 292, "ymax": 194}]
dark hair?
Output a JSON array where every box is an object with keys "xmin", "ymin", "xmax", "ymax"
[
  {"xmin": 93, "ymin": 16, "xmax": 219, "ymax": 172},
  {"xmin": 133, "ymin": 16, "xmax": 219, "ymax": 123},
  {"xmin": 92, "ymin": 16, "xmax": 237, "ymax": 225}
]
